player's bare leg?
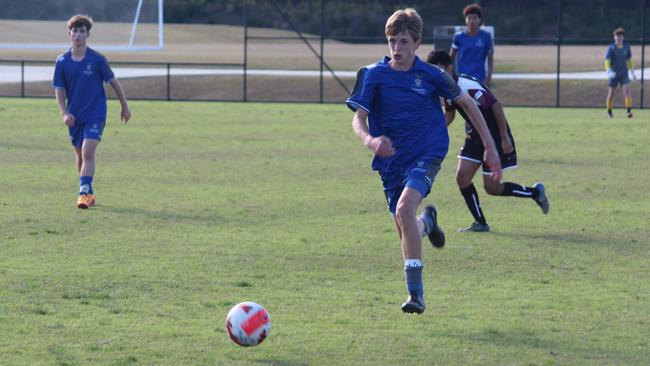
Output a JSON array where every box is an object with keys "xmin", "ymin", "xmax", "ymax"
[
  {"xmin": 623, "ymin": 84, "xmax": 633, "ymax": 118},
  {"xmin": 482, "ymin": 174, "xmax": 550, "ymax": 214},
  {"xmin": 606, "ymin": 87, "xmax": 615, "ymax": 117},
  {"xmin": 74, "ymin": 147, "xmax": 83, "ymax": 174},
  {"xmin": 395, "ymin": 188, "xmax": 426, "ymax": 314},
  {"xmin": 77, "ymin": 139, "xmax": 98, "ymax": 208}
]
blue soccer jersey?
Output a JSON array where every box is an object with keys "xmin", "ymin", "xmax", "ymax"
[
  {"xmin": 346, "ymin": 56, "xmax": 462, "ymax": 176},
  {"xmin": 605, "ymin": 42, "xmax": 632, "ymax": 76},
  {"xmin": 451, "ymin": 29, "xmax": 493, "ymax": 82},
  {"xmin": 52, "ymin": 47, "xmax": 115, "ymax": 123}
]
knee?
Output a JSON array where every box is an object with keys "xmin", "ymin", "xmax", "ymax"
[
  {"xmin": 394, "ymin": 201, "xmax": 416, "ymax": 226},
  {"xmin": 456, "ymin": 172, "xmax": 472, "ymax": 189},
  {"xmin": 81, "ymin": 148, "xmax": 95, "ymax": 161}
]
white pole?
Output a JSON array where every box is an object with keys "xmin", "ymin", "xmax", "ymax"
[
  {"xmin": 129, "ymin": 0, "xmax": 144, "ymax": 48},
  {"xmin": 158, "ymin": 0, "xmax": 164, "ymax": 48}
]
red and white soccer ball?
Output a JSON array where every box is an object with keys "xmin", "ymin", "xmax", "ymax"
[{"xmin": 225, "ymin": 301, "xmax": 271, "ymax": 347}]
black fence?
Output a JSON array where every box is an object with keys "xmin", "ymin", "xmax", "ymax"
[{"xmin": 1, "ymin": 0, "xmax": 649, "ymax": 107}]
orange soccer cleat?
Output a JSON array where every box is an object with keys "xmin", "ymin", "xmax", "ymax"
[{"xmin": 77, "ymin": 194, "xmax": 91, "ymax": 209}]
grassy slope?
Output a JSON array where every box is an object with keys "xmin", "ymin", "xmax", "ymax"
[{"xmin": 0, "ymin": 99, "xmax": 649, "ymax": 365}]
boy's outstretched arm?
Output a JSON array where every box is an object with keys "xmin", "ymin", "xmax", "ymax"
[
  {"xmin": 108, "ymin": 78, "xmax": 131, "ymax": 123},
  {"xmin": 455, "ymin": 94, "xmax": 502, "ymax": 180}
]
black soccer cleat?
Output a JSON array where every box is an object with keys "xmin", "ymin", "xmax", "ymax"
[
  {"xmin": 422, "ymin": 205, "xmax": 445, "ymax": 248},
  {"xmin": 401, "ymin": 292, "xmax": 425, "ymax": 314},
  {"xmin": 607, "ymin": 109, "xmax": 613, "ymax": 118},
  {"xmin": 458, "ymin": 221, "xmax": 490, "ymax": 232},
  {"xmin": 533, "ymin": 182, "xmax": 550, "ymax": 214},
  {"xmin": 627, "ymin": 111, "xmax": 634, "ymax": 118}
]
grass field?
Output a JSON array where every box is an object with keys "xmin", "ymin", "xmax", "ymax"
[{"xmin": 1, "ymin": 98, "xmax": 649, "ymax": 365}]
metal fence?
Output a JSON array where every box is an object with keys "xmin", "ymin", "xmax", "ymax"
[{"xmin": 1, "ymin": 0, "xmax": 649, "ymax": 108}]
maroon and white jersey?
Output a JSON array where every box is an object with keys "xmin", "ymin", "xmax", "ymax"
[
  {"xmin": 444, "ymin": 74, "xmax": 500, "ymax": 134},
  {"xmin": 444, "ymin": 74, "xmax": 497, "ymax": 113}
]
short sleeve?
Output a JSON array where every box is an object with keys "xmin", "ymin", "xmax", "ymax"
[
  {"xmin": 486, "ymin": 33, "xmax": 494, "ymax": 55},
  {"xmin": 475, "ymin": 88, "xmax": 498, "ymax": 109},
  {"xmin": 52, "ymin": 57, "xmax": 65, "ymax": 88},
  {"xmin": 98, "ymin": 55, "xmax": 115, "ymax": 83},
  {"xmin": 626, "ymin": 45, "xmax": 632, "ymax": 59},
  {"xmin": 346, "ymin": 67, "xmax": 377, "ymax": 114},
  {"xmin": 451, "ymin": 33, "xmax": 460, "ymax": 50},
  {"xmin": 605, "ymin": 46, "xmax": 613, "ymax": 60},
  {"xmin": 431, "ymin": 68, "xmax": 462, "ymax": 102},
  {"xmin": 444, "ymin": 98, "xmax": 456, "ymax": 112}
]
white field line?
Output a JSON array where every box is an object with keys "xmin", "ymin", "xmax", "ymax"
[{"xmin": 1, "ymin": 64, "xmax": 648, "ymax": 84}]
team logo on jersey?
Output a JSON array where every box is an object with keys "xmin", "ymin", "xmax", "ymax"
[
  {"xmin": 84, "ymin": 63, "xmax": 93, "ymax": 76},
  {"xmin": 476, "ymin": 38, "xmax": 484, "ymax": 48},
  {"xmin": 411, "ymin": 74, "xmax": 426, "ymax": 94}
]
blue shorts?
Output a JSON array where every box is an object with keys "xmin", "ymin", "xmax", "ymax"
[
  {"xmin": 69, "ymin": 120, "xmax": 105, "ymax": 148},
  {"xmin": 382, "ymin": 157, "xmax": 443, "ymax": 215},
  {"xmin": 608, "ymin": 73, "xmax": 630, "ymax": 88}
]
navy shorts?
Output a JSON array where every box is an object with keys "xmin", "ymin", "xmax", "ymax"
[
  {"xmin": 459, "ymin": 140, "xmax": 518, "ymax": 175},
  {"xmin": 459, "ymin": 118, "xmax": 517, "ymax": 175},
  {"xmin": 609, "ymin": 72, "xmax": 630, "ymax": 88},
  {"xmin": 69, "ymin": 119, "xmax": 105, "ymax": 148},
  {"xmin": 382, "ymin": 157, "xmax": 443, "ymax": 215}
]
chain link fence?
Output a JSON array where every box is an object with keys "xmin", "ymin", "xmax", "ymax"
[{"xmin": 1, "ymin": 0, "xmax": 648, "ymax": 107}]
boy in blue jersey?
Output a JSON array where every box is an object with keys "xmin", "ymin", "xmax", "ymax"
[
  {"xmin": 605, "ymin": 27, "xmax": 635, "ymax": 118},
  {"xmin": 53, "ymin": 14, "xmax": 131, "ymax": 209},
  {"xmin": 450, "ymin": 4, "xmax": 494, "ymax": 85},
  {"xmin": 347, "ymin": 8, "xmax": 502, "ymax": 314},
  {"xmin": 428, "ymin": 49, "xmax": 549, "ymax": 233}
]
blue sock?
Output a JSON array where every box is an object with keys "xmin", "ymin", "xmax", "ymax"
[
  {"xmin": 80, "ymin": 176, "xmax": 93, "ymax": 195},
  {"xmin": 404, "ymin": 260, "xmax": 424, "ymax": 298}
]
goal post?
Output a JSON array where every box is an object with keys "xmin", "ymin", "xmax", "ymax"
[
  {"xmin": 129, "ymin": 0, "xmax": 164, "ymax": 50},
  {"xmin": 0, "ymin": 0, "xmax": 164, "ymax": 51}
]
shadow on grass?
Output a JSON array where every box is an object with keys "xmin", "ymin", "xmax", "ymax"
[
  {"xmin": 492, "ymin": 230, "xmax": 602, "ymax": 246},
  {"xmin": 432, "ymin": 327, "xmax": 636, "ymax": 364},
  {"xmin": 254, "ymin": 359, "xmax": 310, "ymax": 366},
  {"xmin": 0, "ymin": 142, "xmax": 64, "ymax": 152},
  {"xmin": 97, "ymin": 204, "xmax": 228, "ymax": 226}
]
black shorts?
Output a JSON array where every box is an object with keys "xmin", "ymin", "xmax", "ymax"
[{"xmin": 458, "ymin": 113, "xmax": 517, "ymax": 174}]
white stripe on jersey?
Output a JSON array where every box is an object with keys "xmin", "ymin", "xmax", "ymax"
[{"xmin": 457, "ymin": 76, "xmax": 488, "ymax": 107}]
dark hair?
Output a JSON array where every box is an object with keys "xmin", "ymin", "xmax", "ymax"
[
  {"xmin": 67, "ymin": 14, "xmax": 93, "ymax": 31},
  {"xmin": 426, "ymin": 49, "xmax": 452, "ymax": 67},
  {"xmin": 463, "ymin": 4, "xmax": 483, "ymax": 19},
  {"xmin": 613, "ymin": 27, "xmax": 625, "ymax": 36}
]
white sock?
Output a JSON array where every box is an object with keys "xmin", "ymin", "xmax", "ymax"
[
  {"xmin": 416, "ymin": 216, "xmax": 426, "ymax": 237},
  {"xmin": 404, "ymin": 259, "xmax": 422, "ymax": 267}
]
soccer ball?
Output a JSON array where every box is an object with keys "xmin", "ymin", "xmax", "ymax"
[{"xmin": 225, "ymin": 301, "xmax": 271, "ymax": 347}]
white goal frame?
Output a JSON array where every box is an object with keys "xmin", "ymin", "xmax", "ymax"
[{"xmin": 0, "ymin": 0, "xmax": 164, "ymax": 51}]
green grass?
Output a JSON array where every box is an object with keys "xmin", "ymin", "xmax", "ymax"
[{"xmin": 1, "ymin": 98, "xmax": 649, "ymax": 365}]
